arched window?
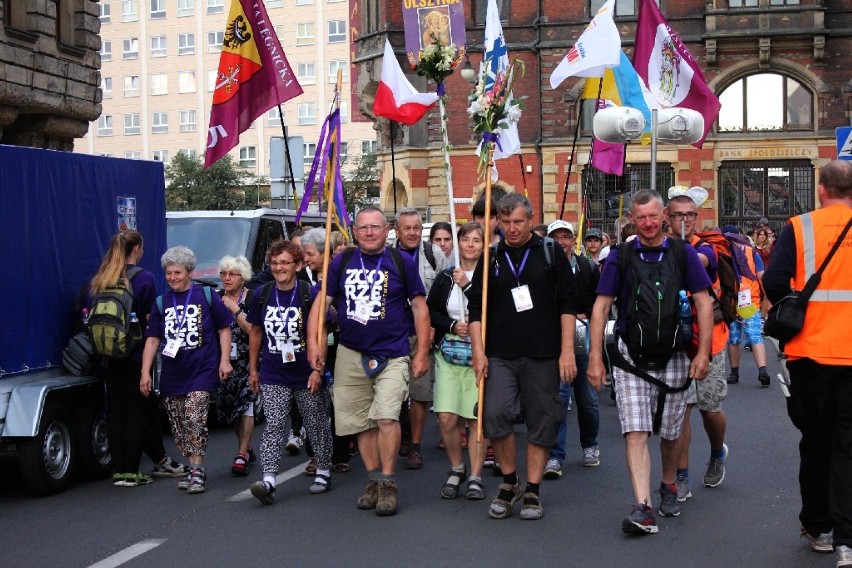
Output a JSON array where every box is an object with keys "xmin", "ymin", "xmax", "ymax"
[{"xmin": 718, "ymin": 73, "xmax": 813, "ymax": 132}]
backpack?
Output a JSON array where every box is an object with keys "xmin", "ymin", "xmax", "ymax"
[
  {"xmin": 616, "ymin": 238, "xmax": 688, "ymax": 370},
  {"xmin": 155, "ymin": 284, "xmax": 214, "ymax": 315},
  {"xmin": 489, "ymin": 236, "xmax": 556, "ymax": 274},
  {"xmin": 257, "ymin": 280, "xmax": 313, "ymax": 315},
  {"xmin": 338, "ymin": 246, "xmax": 410, "ymax": 299},
  {"xmin": 422, "ymin": 241, "xmax": 437, "ymax": 271},
  {"xmin": 87, "ymin": 266, "xmax": 144, "ymax": 359},
  {"xmin": 694, "ymin": 230, "xmax": 758, "ymax": 324},
  {"xmin": 62, "ymin": 332, "xmax": 97, "ymax": 375}
]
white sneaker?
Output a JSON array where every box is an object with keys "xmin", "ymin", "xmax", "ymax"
[
  {"xmin": 286, "ymin": 430, "xmax": 303, "ymax": 455},
  {"xmin": 582, "ymin": 446, "xmax": 600, "ymax": 467}
]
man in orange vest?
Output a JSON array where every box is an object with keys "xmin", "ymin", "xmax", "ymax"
[
  {"xmin": 666, "ymin": 186, "xmax": 732, "ymax": 503},
  {"xmin": 764, "ymin": 159, "xmax": 852, "ymax": 567}
]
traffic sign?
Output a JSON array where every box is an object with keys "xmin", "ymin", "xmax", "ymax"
[{"xmin": 837, "ymin": 126, "xmax": 852, "ymax": 160}]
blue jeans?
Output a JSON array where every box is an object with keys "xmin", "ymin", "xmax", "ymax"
[{"xmin": 549, "ymin": 353, "xmax": 599, "ymax": 464}]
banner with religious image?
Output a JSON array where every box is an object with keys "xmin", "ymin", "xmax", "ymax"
[{"xmin": 402, "ymin": 0, "xmax": 467, "ymax": 68}]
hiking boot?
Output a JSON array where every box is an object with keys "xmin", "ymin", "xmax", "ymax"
[
  {"xmin": 152, "ymin": 456, "xmax": 191, "ymax": 478},
  {"xmin": 657, "ymin": 482, "xmax": 681, "ymax": 517},
  {"xmin": 676, "ymin": 473, "xmax": 692, "ymax": 502},
  {"xmin": 357, "ymin": 480, "xmax": 380, "ymax": 510},
  {"xmin": 704, "ymin": 444, "xmax": 728, "ymax": 487},
  {"xmin": 622, "ymin": 502, "xmax": 658, "ymax": 535},
  {"xmin": 375, "ymin": 480, "xmax": 398, "ymax": 516},
  {"xmin": 801, "ymin": 528, "xmax": 833, "ymax": 553},
  {"xmin": 543, "ymin": 458, "xmax": 562, "ymax": 480},
  {"xmin": 250, "ymin": 480, "xmax": 276, "ymax": 505},
  {"xmin": 404, "ymin": 450, "xmax": 423, "ymax": 470},
  {"xmin": 488, "ymin": 482, "xmax": 521, "ymax": 519},
  {"xmin": 837, "ymin": 545, "xmax": 852, "ymax": 567},
  {"xmin": 582, "ymin": 446, "xmax": 600, "ymax": 467},
  {"xmin": 757, "ymin": 371, "xmax": 771, "ymax": 387},
  {"xmin": 186, "ymin": 468, "xmax": 206, "ymax": 494},
  {"xmin": 726, "ymin": 372, "xmax": 739, "ymax": 384}
]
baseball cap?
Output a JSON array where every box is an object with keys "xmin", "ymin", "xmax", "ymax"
[
  {"xmin": 585, "ymin": 228, "xmax": 603, "ymax": 240},
  {"xmin": 721, "ymin": 224, "xmax": 741, "ymax": 235},
  {"xmin": 759, "ymin": 217, "xmax": 769, "ymax": 225},
  {"xmin": 547, "ymin": 220, "xmax": 574, "ymax": 236}
]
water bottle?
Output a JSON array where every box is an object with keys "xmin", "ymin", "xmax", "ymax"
[
  {"xmin": 679, "ymin": 290, "xmax": 693, "ymax": 343},
  {"xmin": 323, "ymin": 369, "xmax": 334, "ymax": 388},
  {"xmin": 130, "ymin": 311, "xmax": 138, "ymax": 324},
  {"xmin": 81, "ymin": 307, "xmax": 89, "ymax": 325}
]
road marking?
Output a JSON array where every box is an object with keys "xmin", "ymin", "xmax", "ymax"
[
  {"xmin": 88, "ymin": 539, "xmax": 167, "ymax": 568},
  {"xmin": 227, "ymin": 460, "xmax": 309, "ymax": 502}
]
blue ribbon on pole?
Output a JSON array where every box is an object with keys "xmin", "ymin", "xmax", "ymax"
[
  {"xmin": 436, "ymin": 83, "xmax": 446, "ymax": 97},
  {"xmin": 481, "ymin": 131, "xmax": 503, "ymax": 153}
]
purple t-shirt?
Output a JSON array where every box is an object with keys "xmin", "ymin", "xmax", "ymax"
[
  {"xmin": 145, "ymin": 285, "xmax": 231, "ymax": 396},
  {"xmin": 597, "ymin": 238, "xmax": 712, "ymax": 334},
  {"xmin": 246, "ymin": 283, "xmax": 318, "ymax": 388},
  {"xmin": 693, "ymin": 240, "xmax": 718, "ymax": 283},
  {"xmin": 325, "ymin": 247, "xmax": 425, "ymax": 358}
]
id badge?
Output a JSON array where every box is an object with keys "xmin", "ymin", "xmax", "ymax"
[
  {"xmin": 511, "ymin": 284, "xmax": 534, "ymax": 312},
  {"xmin": 352, "ymin": 302, "xmax": 371, "ymax": 325},
  {"xmin": 280, "ymin": 342, "xmax": 296, "ymax": 364},
  {"xmin": 230, "ymin": 342, "xmax": 238, "ymax": 359},
  {"xmin": 163, "ymin": 338, "xmax": 182, "ymax": 358},
  {"xmin": 737, "ymin": 289, "xmax": 752, "ymax": 308}
]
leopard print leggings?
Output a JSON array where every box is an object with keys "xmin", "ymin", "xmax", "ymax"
[
  {"xmin": 163, "ymin": 391, "xmax": 211, "ymax": 458},
  {"xmin": 260, "ymin": 384, "xmax": 332, "ymax": 474}
]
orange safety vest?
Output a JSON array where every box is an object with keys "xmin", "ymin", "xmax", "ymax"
[
  {"xmin": 785, "ymin": 205, "xmax": 852, "ymax": 365},
  {"xmin": 690, "ymin": 235, "xmax": 730, "ymax": 356}
]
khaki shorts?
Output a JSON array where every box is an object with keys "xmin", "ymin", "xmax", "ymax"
[
  {"xmin": 408, "ymin": 335, "xmax": 435, "ymax": 402},
  {"xmin": 685, "ymin": 350, "xmax": 727, "ymax": 412},
  {"xmin": 332, "ymin": 345, "xmax": 409, "ymax": 436}
]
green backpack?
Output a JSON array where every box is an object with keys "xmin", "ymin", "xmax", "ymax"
[{"xmin": 87, "ymin": 266, "xmax": 143, "ymax": 359}]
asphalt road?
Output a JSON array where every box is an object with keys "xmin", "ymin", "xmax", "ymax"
[{"xmin": 0, "ymin": 338, "xmax": 833, "ymax": 568}]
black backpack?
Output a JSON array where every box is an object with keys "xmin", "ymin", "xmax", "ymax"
[
  {"xmin": 257, "ymin": 280, "xmax": 313, "ymax": 315},
  {"xmin": 616, "ymin": 238, "xmax": 688, "ymax": 370},
  {"xmin": 87, "ymin": 266, "xmax": 144, "ymax": 359}
]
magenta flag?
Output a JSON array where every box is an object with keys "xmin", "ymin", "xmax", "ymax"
[
  {"xmin": 634, "ymin": 0, "xmax": 721, "ymax": 148},
  {"xmin": 205, "ymin": 0, "xmax": 303, "ymax": 168},
  {"xmin": 591, "ymin": 138, "xmax": 625, "ymax": 176}
]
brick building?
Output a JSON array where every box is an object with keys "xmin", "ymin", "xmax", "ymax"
[{"xmin": 353, "ymin": 0, "xmax": 851, "ymax": 234}]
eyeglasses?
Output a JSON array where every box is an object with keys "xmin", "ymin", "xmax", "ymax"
[
  {"xmin": 355, "ymin": 224, "xmax": 386, "ymax": 233},
  {"xmin": 269, "ymin": 260, "xmax": 297, "ymax": 267},
  {"xmin": 219, "ymin": 271, "xmax": 243, "ymax": 278},
  {"xmin": 668, "ymin": 212, "xmax": 698, "ymax": 221}
]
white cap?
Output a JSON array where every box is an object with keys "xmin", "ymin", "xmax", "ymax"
[
  {"xmin": 667, "ymin": 185, "xmax": 708, "ymax": 207},
  {"xmin": 547, "ymin": 220, "xmax": 574, "ymax": 236}
]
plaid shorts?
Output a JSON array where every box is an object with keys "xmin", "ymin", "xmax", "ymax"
[{"xmin": 612, "ymin": 339, "xmax": 691, "ymax": 440}]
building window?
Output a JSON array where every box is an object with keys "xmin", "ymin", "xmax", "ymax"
[
  {"xmin": 150, "ymin": 0, "xmax": 166, "ymax": 18},
  {"xmin": 590, "ymin": 0, "xmax": 637, "ymax": 17},
  {"xmin": 208, "ymin": 31, "xmax": 224, "ymax": 52},
  {"xmin": 180, "ymin": 110, "xmax": 197, "ymax": 132},
  {"xmin": 267, "ymin": 0, "xmax": 284, "ymax": 6},
  {"xmin": 152, "ymin": 112, "xmax": 169, "ymax": 134},
  {"xmin": 178, "ymin": 33, "xmax": 195, "ymax": 55},
  {"xmin": 125, "ymin": 151, "xmax": 142, "ymax": 159},
  {"xmin": 123, "ymin": 75, "xmax": 140, "ymax": 97},
  {"xmin": 297, "ymin": 0, "xmax": 313, "ymax": 4},
  {"xmin": 297, "ymin": 63, "xmax": 316, "ymax": 84},
  {"xmin": 361, "ymin": 139, "xmax": 377, "ymax": 155},
  {"xmin": 718, "ymin": 73, "xmax": 813, "ymax": 133},
  {"xmin": 100, "ymin": 2, "xmax": 112, "ymax": 23},
  {"xmin": 729, "ymin": 0, "xmax": 758, "ymax": 6},
  {"xmin": 328, "ymin": 60, "xmax": 348, "ymax": 83},
  {"xmin": 474, "ymin": 0, "xmax": 508, "ymax": 24},
  {"xmin": 718, "ymin": 161, "xmax": 812, "ymax": 231},
  {"xmin": 298, "ymin": 103, "xmax": 317, "ymax": 125},
  {"xmin": 102, "ymin": 77, "xmax": 113, "ymax": 98},
  {"xmin": 151, "ymin": 73, "xmax": 168, "ymax": 95},
  {"xmin": 339, "ymin": 101, "xmax": 349, "ymax": 123},
  {"xmin": 124, "ymin": 113, "xmax": 141, "ymax": 135},
  {"xmin": 239, "ymin": 146, "xmax": 257, "ymax": 168},
  {"xmin": 207, "ymin": 70, "xmax": 217, "ymax": 91},
  {"xmin": 97, "ymin": 116, "xmax": 114, "ymax": 136},
  {"xmin": 297, "ymin": 23, "xmax": 315, "ymax": 46},
  {"xmin": 338, "ymin": 141, "xmax": 349, "ymax": 163},
  {"xmin": 769, "ymin": 0, "xmax": 799, "ymax": 4},
  {"xmin": 150, "ymin": 35, "xmax": 167, "ymax": 57},
  {"xmin": 207, "ymin": 0, "xmax": 224, "ymax": 14},
  {"xmin": 364, "ymin": 0, "xmax": 380, "ymax": 33},
  {"xmin": 101, "ymin": 40, "xmax": 113, "ymax": 61},
  {"xmin": 178, "ymin": 148, "xmax": 198, "ymax": 158},
  {"xmin": 268, "ymin": 107, "xmax": 283, "ymax": 125},
  {"xmin": 328, "ymin": 0, "xmax": 345, "ymax": 3},
  {"xmin": 152, "ymin": 150, "xmax": 169, "ymax": 162},
  {"xmin": 304, "ymin": 142, "xmax": 317, "ymax": 161},
  {"xmin": 327, "ymin": 20, "xmax": 346, "ymax": 43},
  {"xmin": 178, "ymin": 0, "xmax": 194, "ymax": 16},
  {"xmin": 123, "ymin": 38, "xmax": 139, "ymax": 59},
  {"xmin": 122, "ymin": 0, "xmax": 138, "ymax": 22},
  {"xmin": 582, "ymin": 163, "xmax": 675, "ymax": 230},
  {"xmin": 274, "ymin": 25, "xmax": 284, "ymax": 39},
  {"xmin": 178, "ymin": 71, "xmax": 196, "ymax": 93}
]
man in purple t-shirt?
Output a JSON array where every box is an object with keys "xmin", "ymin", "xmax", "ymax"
[
  {"xmin": 307, "ymin": 206, "xmax": 430, "ymax": 516},
  {"xmin": 587, "ymin": 189, "xmax": 714, "ymax": 536}
]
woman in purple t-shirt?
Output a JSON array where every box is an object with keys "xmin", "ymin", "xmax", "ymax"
[{"xmin": 140, "ymin": 246, "xmax": 233, "ymax": 495}]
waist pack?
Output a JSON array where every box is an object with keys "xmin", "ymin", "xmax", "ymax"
[
  {"xmin": 439, "ymin": 336, "xmax": 473, "ymax": 366},
  {"xmin": 763, "ymin": 293, "xmax": 807, "ymax": 343}
]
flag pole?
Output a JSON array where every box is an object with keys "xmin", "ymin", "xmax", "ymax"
[
  {"xmin": 316, "ymin": 69, "xmax": 343, "ymax": 349},
  {"xmin": 476, "ymin": 144, "xmax": 494, "ymax": 444},
  {"xmin": 390, "ymin": 121, "xmax": 398, "ymax": 214},
  {"xmin": 437, "ymin": 96, "xmax": 463, "ymax": 277},
  {"xmin": 276, "ymin": 104, "xmax": 299, "ymax": 210},
  {"xmin": 559, "ymin": 98, "xmax": 584, "ymax": 220},
  {"xmin": 650, "ymin": 108, "xmax": 658, "ymax": 192}
]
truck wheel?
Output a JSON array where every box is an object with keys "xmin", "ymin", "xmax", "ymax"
[
  {"xmin": 19, "ymin": 406, "xmax": 74, "ymax": 495},
  {"xmin": 75, "ymin": 405, "xmax": 112, "ymax": 480}
]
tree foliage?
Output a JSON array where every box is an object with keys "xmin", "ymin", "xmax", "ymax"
[
  {"xmin": 341, "ymin": 151, "xmax": 380, "ymax": 216},
  {"xmin": 165, "ymin": 153, "xmax": 268, "ymax": 211}
]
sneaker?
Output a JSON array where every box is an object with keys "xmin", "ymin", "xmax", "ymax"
[
  {"xmin": 726, "ymin": 372, "xmax": 739, "ymax": 384},
  {"xmin": 488, "ymin": 482, "xmax": 521, "ymax": 519},
  {"xmin": 483, "ymin": 446, "xmax": 496, "ymax": 468},
  {"xmin": 801, "ymin": 528, "xmax": 833, "ymax": 553},
  {"xmin": 704, "ymin": 444, "xmax": 728, "ymax": 487},
  {"xmin": 250, "ymin": 480, "xmax": 276, "ymax": 505},
  {"xmin": 186, "ymin": 468, "xmax": 206, "ymax": 494},
  {"xmin": 404, "ymin": 450, "xmax": 423, "ymax": 470},
  {"xmin": 757, "ymin": 371, "xmax": 771, "ymax": 387},
  {"xmin": 582, "ymin": 446, "xmax": 601, "ymax": 467},
  {"xmin": 112, "ymin": 473, "xmax": 132, "ymax": 487},
  {"xmin": 286, "ymin": 430, "xmax": 303, "ymax": 455},
  {"xmin": 743, "ymin": 343, "xmax": 752, "ymax": 352},
  {"xmin": 543, "ymin": 458, "xmax": 562, "ymax": 480},
  {"xmin": 622, "ymin": 501, "xmax": 659, "ymax": 535},
  {"xmin": 376, "ymin": 480, "xmax": 398, "ymax": 516},
  {"xmin": 676, "ymin": 473, "xmax": 692, "ymax": 502},
  {"xmin": 152, "ymin": 456, "xmax": 191, "ymax": 478},
  {"xmin": 357, "ymin": 480, "xmax": 380, "ymax": 510},
  {"xmin": 657, "ymin": 482, "xmax": 681, "ymax": 517},
  {"xmin": 177, "ymin": 474, "xmax": 190, "ymax": 490},
  {"xmin": 837, "ymin": 545, "xmax": 852, "ymax": 567},
  {"xmin": 132, "ymin": 473, "xmax": 153, "ymax": 486}
]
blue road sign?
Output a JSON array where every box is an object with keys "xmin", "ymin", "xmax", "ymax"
[{"xmin": 837, "ymin": 126, "xmax": 852, "ymax": 160}]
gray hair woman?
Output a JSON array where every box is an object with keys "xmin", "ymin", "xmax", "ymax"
[{"xmin": 140, "ymin": 245, "xmax": 233, "ymax": 494}]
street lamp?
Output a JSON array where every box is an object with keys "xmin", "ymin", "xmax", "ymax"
[
  {"xmin": 460, "ymin": 56, "xmax": 477, "ymax": 84},
  {"xmin": 655, "ymin": 108, "xmax": 704, "ymax": 144},
  {"xmin": 592, "ymin": 106, "xmax": 646, "ymax": 143}
]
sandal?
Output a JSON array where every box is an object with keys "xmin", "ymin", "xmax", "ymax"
[
  {"xmin": 304, "ymin": 458, "xmax": 317, "ymax": 477},
  {"xmin": 488, "ymin": 482, "xmax": 521, "ymax": 519},
  {"xmin": 309, "ymin": 474, "xmax": 331, "ymax": 494},
  {"xmin": 331, "ymin": 463, "xmax": 351, "ymax": 473},
  {"xmin": 466, "ymin": 477, "xmax": 485, "ymax": 500},
  {"xmin": 441, "ymin": 468, "xmax": 467, "ymax": 499},
  {"xmin": 519, "ymin": 492, "xmax": 544, "ymax": 520},
  {"xmin": 231, "ymin": 453, "xmax": 248, "ymax": 477}
]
